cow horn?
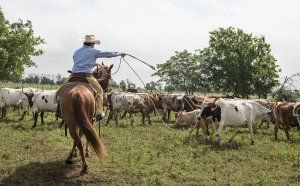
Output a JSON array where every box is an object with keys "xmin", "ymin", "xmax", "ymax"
[
  {"xmin": 212, "ymin": 97, "xmax": 220, "ymax": 107},
  {"xmin": 226, "ymin": 88, "xmax": 235, "ymax": 97},
  {"xmin": 293, "ymin": 104, "xmax": 300, "ymax": 117}
]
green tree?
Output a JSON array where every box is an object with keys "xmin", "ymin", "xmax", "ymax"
[
  {"xmin": 23, "ymin": 74, "xmax": 40, "ymax": 84},
  {"xmin": 0, "ymin": 8, "xmax": 45, "ymax": 82},
  {"xmin": 119, "ymin": 80, "xmax": 127, "ymax": 91},
  {"xmin": 153, "ymin": 50, "xmax": 205, "ymax": 94},
  {"xmin": 145, "ymin": 81, "xmax": 160, "ymax": 91},
  {"xmin": 200, "ymin": 27, "xmax": 279, "ymax": 98},
  {"xmin": 164, "ymin": 84, "xmax": 175, "ymax": 93},
  {"xmin": 126, "ymin": 79, "xmax": 136, "ymax": 89},
  {"xmin": 109, "ymin": 79, "xmax": 119, "ymax": 88},
  {"xmin": 56, "ymin": 77, "xmax": 67, "ymax": 85},
  {"xmin": 40, "ymin": 76, "xmax": 54, "ymax": 85}
]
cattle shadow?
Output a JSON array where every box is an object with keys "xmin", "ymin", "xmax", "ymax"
[
  {"xmin": 184, "ymin": 135, "xmax": 244, "ymax": 151},
  {"xmin": 172, "ymin": 123, "xmax": 191, "ymax": 130},
  {"xmin": 0, "ymin": 117, "xmax": 17, "ymax": 123},
  {"xmin": 208, "ymin": 141, "xmax": 244, "ymax": 151},
  {"xmin": 0, "ymin": 160, "xmax": 84, "ymax": 185},
  {"xmin": 8, "ymin": 120, "xmax": 62, "ymax": 132}
]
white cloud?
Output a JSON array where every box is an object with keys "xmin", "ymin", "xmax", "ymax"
[{"xmin": 1, "ymin": 0, "xmax": 300, "ymax": 88}]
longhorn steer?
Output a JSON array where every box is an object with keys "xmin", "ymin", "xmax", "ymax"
[
  {"xmin": 197, "ymin": 98, "xmax": 257, "ymax": 145},
  {"xmin": 175, "ymin": 109, "xmax": 214, "ymax": 140},
  {"xmin": 26, "ymin": 90, "xmax": 59, "ymax": 128},
  {"xmin": 106, "ymin": 92, "xmax": 156, "ymax": 125},
  {"xmin": 160, "ymin": 94, "xmax": 185, "ymax": 122},
  {"xmin": 0, "ymin": 88, "xmax": 35, "ymax": 120},
  {"xmin": 254, "ymin": 99, "xmax": 275, "ymax": 128},
  {"xmin": 182, "ymin": 95, "xmax": 202, "ymax": 112},
  {"xmin": 239, "ymin": 100, "xmax": 275, "ymax": 126},
  {"xmin": 274, "ymin": 102, "xmax": 299, "ymax": 141}
]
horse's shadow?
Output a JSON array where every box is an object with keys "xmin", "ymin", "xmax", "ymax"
[{"xmin": 1, "ymin": 160, "xmax": 83, "ymax": 185}]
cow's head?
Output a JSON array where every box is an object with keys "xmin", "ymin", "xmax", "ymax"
[
  {"xmin": 197, "ymin": 98, "xmax": 221, "ymax": 122},
  {"xmin": 268, "ymin": 111, "xmax": 275, "ymax": 124},
  {"xmin": 172, "ymin": 96, "xmax": 184, "ymax": 112},
  {"xmin": 22, "ymin": 88, "xmax": 34, "ymax": 107},
  {"xmin": 197, "ymin": 104, "xmax": 213, "ymax": 120}
]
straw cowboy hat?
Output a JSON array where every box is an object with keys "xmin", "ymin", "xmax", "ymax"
[{"xmin": 82, "ymin": 35, "xmax": 101, "ymax": 45}]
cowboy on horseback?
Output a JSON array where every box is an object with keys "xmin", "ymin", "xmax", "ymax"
[{"xmin": 65, "ymin": 34, "xmax": 126, "ymax": 121}]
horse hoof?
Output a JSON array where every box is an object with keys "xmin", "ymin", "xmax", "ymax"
[
  {"xmin": 65, "ymin": 158, "xmax": 75, "ymax": 164},
  {"xmin": 250, "ymin": 141, "xmax": 255, "ymax": 145},
  {"xmin": 80, "ymin": 167, "xmax": 88, "ymax": 175},
  {"xmin": 85, "ymin": 152, "xmax": 90, "ymax": 158}
]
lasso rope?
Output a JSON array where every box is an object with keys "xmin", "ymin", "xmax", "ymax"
[{"xmin": 121, "ymin": 57, "xmax": 172, "ymax": 129}]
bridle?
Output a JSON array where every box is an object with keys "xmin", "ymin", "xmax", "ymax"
[{"xmin": 94, "ymin": 64, "xmax": 111, "ymax": 82}]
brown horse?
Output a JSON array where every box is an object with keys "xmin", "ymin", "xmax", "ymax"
[{"xmin": 59, "ymin": 63, "xmax": 113, "ymax": 174}]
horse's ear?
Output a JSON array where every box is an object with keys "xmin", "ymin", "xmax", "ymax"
[{"xmin": 109, "ymin": 64, "xmax": 114, "ymax": 71}]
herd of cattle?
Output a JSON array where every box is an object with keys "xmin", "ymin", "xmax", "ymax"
[{"xmin": 1, "ymin": 87, "xmax": 300, "ymax": 144}]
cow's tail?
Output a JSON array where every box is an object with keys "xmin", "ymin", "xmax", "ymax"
[{"xmin": 72, "ymin": 93, "xmax": 107, "ymax": 161}]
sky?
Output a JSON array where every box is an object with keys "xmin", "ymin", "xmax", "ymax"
[{"xmin": 1, "ymin": 0, "xmax": 300, "ymax": 88}]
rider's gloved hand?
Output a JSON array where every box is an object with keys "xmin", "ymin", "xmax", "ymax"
[{"xmin": 120, "ymin": 53, "xmax": 127, "ymax": 57}]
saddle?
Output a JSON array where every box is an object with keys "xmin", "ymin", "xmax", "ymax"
[
  {"xmin": 69, "ymin": 73, "xmax": 91, "ymax": 84},
  {"xmin": 55, "ymin": 74, "xmax": 97, "ymax": 119}
]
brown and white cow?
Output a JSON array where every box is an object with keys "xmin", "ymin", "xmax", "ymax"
[
  {"xmin": 175, "ymin": 109, "xmax": 214, "ymax": 140},
  {"xmin": 106, "ymin": 92, "xmax": 157, "ymax": 125},
  {"xmin": 273, "ymin": 102, "xmax": 299, "ymax": 141},
  {"xmin": 159, "ymin": 93, "xmax": 185, "ymax": 122},
  {"xmin": 182, "ymin": 95, "xmax": 202, "ymax": 112}
]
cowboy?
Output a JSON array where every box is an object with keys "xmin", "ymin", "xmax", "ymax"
[{"xmin": 65, "ymin": 34, "xmax": 126, "ymax": 121}]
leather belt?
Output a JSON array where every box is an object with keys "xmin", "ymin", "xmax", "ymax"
[{"xmin": 71, "ymin": 73, "xmax": 92, "ymax": 77}]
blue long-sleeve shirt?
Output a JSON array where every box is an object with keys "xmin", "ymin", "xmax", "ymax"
[{"xmin": 72, "ymin": 45, "xmax": 120, "ymax": 73}]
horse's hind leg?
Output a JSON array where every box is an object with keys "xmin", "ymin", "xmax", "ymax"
[
  {"xmin": 85, "ymin": 140, "xmax": 90, "ymax": 158},
  {"xmin": 82, "ymin": 129, "xmax": 90, "ymax": 158},
  {"xmin": 66, "ymin": 142, "xmax": 77, "ymax": 164},
  {"xmin": 73, "ymin": 132, "xmax": 88, "ymax": 174},
  {"xmin": 67, "ymin": 128, "xmax": 88, "ymax": 174}
]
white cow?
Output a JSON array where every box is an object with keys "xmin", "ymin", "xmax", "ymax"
[
  {"xmin": 197, "ymin": 98, "xmax": 256, "ymax": 145},
  {"xmin": 29, "ymin": 89, "xmax": 58, "ymax": 128},
  {"xmin": 0, "ymin": 88, "xmax": 36, "ymax": 120},
  {"xmin": 236, "ymin": 100, "xmax": 275, "ymax": 125}
]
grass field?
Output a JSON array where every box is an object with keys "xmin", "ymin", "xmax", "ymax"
[{"xmin": 1, "ymin": 109, "xmax": 300, "ymax": 185}]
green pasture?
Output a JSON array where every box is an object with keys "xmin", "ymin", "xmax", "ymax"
[{"xmin": 0, "ymin": 109, "xmax": 300, "ymax": 185}]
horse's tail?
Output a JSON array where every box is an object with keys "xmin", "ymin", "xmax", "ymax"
[{"xmin": 72, "ymin": 93, "xmax": 107, "ymax": 161}]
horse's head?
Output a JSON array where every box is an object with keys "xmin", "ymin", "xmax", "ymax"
[{"xmin": 92, "ymin": 62, "xmax": 113, "ymax": 92}]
